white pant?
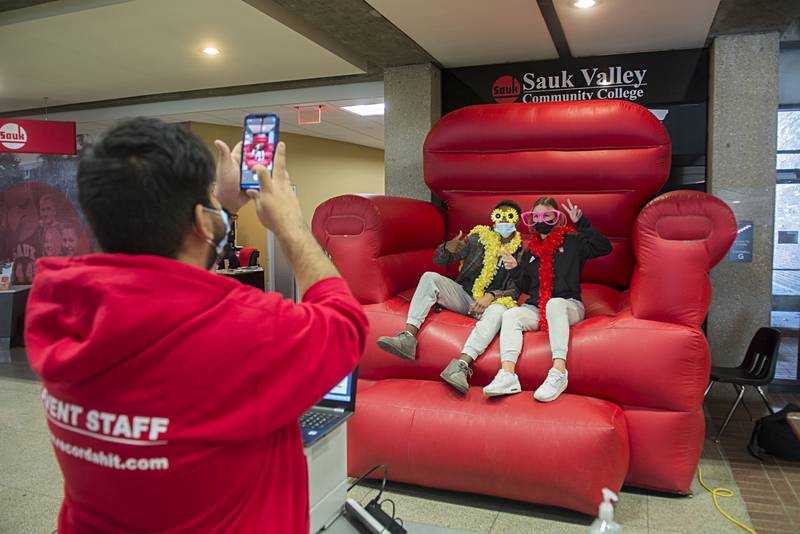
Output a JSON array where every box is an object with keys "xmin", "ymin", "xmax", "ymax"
[
  {"xmin": 499, "ymin": 298, "xmax": 585, "ymax": 363},
  {"xmin": 406, "ymin": 272, "xmax": 506, "ymax": 360}
]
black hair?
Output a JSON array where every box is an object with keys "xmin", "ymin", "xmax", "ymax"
[
  {"xmin": 494, "ymin": 199, "xmax": 522, "ymax": 215},
  {"xmin": 77, "ymin": 118, "xmax": 215, "ymax": 258}
]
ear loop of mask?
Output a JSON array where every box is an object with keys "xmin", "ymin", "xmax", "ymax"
[{"xmin": 196, "ymin": 206, "xmax": 231, "ymax": 257}]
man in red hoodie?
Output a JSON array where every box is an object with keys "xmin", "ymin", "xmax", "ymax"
[{"xmin": 25, "ymin": 118, "xmax": 368, "ymax": 533}]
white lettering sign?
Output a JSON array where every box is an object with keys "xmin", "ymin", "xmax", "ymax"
[{"xmin": 0, "ymin": 123, "xmax": 28, "ymax": 150}]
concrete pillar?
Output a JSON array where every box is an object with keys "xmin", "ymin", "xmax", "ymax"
[
  {"xmin": 384, "ymin": 64, "xmax": 441, "ymax": 201},
  {"xmin": 707, "ymin": 32, "xmax": 780, "ymax": 367}
]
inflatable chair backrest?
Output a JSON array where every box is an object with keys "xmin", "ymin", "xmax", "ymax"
[{"xmin": 423, "ymin": 100, "xmax": 671, "ymax": 289}]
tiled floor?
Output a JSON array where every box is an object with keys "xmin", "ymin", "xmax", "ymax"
[
  {"xmin": 705, "ymin": 384, "xmax": 800, "ymax": 534},
  {"xmin": 1, "ymin": 347, "xmax": 796, "ymax": 533}
]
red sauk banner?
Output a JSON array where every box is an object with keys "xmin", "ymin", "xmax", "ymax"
[{"xmin": 0, "ymin": 119, "xmax": 76, "ymax": 155}]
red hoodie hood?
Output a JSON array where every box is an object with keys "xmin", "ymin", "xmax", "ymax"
[{"xmin": 26, "ymin": 253, "xmax": 239, "ymax": 385}]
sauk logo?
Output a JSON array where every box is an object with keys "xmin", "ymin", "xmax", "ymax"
[
  {"xmin": 492, "ymin": 75, "xmax": 522, "ymax": 103},
  {"xmin": 0, "ymin": 123, "xmax": 28, "ymax": 150}
]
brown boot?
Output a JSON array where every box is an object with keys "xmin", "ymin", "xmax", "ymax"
[
  {"xmin": 376, "ymin": 331, "xmax": 417, "ymax": 360},
  {"xmin": 440, "ymin": 359, "xmax": 472, "ymax": 395}
]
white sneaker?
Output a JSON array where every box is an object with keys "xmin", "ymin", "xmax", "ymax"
[
  {"xmin": 534, "ymin": 368, "xmax": 568, "ymax": 402},
  {"xmin": 482, "ymin": 370, "xmax": 522, "ymax": 397}
]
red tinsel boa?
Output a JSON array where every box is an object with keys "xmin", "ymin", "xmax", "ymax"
[{"xmin": 527, "ymin": 224, "xmax": 574, "ymax": 333}]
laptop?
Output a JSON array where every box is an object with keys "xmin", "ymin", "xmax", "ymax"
[{"xmin": 300, "ymin": 368, "xmax": 358, "ymax": 447}]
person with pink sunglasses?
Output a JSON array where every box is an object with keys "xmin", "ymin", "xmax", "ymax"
[{"xmin": 483, "ymin": 197, "xmax": 611, "ymax": 402}]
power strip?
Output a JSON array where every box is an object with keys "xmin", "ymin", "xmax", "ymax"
[
  {"xmin": 344, "ymin": 498, "xmax": 406, "ymax": 534},
  {"xmin": 365, "ymin": 500, "xmax": 406, "ymax": 534}
]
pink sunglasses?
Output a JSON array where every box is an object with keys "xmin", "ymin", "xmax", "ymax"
[{"xmin": 520, "ymin": 210, "xmax": 563, "ymax": 227}]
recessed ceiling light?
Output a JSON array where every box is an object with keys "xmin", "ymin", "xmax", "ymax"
[
  {"xmin": 573, "ymin": 0, "xmax": 597, "ymax": 8},
  {"xmin": 341, "ymin": 103, "xmax": 384, "ymax": 116},
  {"xmin": 202, "ymin": 47, "xmax": 220, "ymax": 55}
]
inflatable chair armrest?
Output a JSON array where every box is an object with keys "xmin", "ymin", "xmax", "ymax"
[
  {"xmin": 630, "ymin": 191, "xmax": 737, "ymax": 326},
  {"xmin": 312, "ymin": 194, "xmax": 447, "ymax": 304}
]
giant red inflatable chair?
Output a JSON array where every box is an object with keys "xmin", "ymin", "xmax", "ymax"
[{"xmin": 312, "ymin": 100, "xmax": 736, "ymax": 514}]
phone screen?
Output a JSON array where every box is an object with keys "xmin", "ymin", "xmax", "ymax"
[{"xmin": 240, "ymin": 113, "xmax": 279, "ymax": 190}]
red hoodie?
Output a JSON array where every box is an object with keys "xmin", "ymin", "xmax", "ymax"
[{"xmin": 25, "ymin": 254, "xmax": 368, "ymax": 534}]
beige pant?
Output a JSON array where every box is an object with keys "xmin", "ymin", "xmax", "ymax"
[
  {"xmin": 499, "ymin": 298, "xmax": 585, "ymax": 363},
  {"xmin": 407, "ymin": 272, "xmax": 507, "ymax": 360}
]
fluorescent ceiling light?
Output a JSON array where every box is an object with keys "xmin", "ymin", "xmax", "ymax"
[
  {"xmin": 341, "ymin": 103, "xmax": 384, "ymax": 116},
  {"xmin": 574, "ymin": 0, "xmax": 597, "ymax": 8},
  {"xmin": 202, "ymin": 47, "xmax": 220, "ymax": 55}
]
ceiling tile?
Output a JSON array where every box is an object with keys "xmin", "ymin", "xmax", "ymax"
[
  {"xmin": 555, "ymin": 0, "xmax": 720, "ymax": 57},
  {"xmin": 0, "ymin": 0, "xmax": 363, "ymax": 113},
  {"xmin": 365, "ymin": 0, "xmax": 558, "ymax": 67}
]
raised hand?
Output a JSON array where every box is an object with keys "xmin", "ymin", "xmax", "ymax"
[
  {"xmin": 500, "ymin": 245, "xmax": 518, "ymax": 270},
  {"xmin": 445, "ymin": 230, "xmax": 467, "ymax": 254},
  {"xmin": 213, "ymin": 139, "xmax": 250, "ymax": 214},
  {"xmin": 245, "ymin": 142, "xmax": 304, "ymax": 236},
  {"xmin": 562, "ymin": 199, "xmax": 583, "ymax": 224}
]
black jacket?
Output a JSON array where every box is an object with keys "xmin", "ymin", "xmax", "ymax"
[
  {"xmin": 510, "ymin": 216, "xmax": 612, "ymax": 307},
  {"xmin": 434, "ymin": 232, "xmax": 523, "ymax": 300}
]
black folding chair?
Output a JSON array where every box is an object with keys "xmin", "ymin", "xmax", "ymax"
[{"xmin": 705, "ymin": 327, "xmax": 782, "ymax": 443}]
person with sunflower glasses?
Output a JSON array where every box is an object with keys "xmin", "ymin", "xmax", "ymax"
[{"xmin": 377, "ymin": 200, "xmax": 524, "ymax": 395}]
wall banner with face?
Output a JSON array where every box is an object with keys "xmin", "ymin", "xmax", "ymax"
[{"xmin": 0, "ymin": 135, "xmax": 97, "ymax": 284}]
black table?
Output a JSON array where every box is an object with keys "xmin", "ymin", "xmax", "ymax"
[
  {"xmin": 217, "ymin": 267, "xmax": 265, "ymax": 291},
  {"xmin": 0, "ymin": 285, "xmax": 30, "ymax": 362}
]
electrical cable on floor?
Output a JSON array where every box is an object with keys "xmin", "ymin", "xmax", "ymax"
[
  {"xmin": 348, "ymin": 463, "xmax": 388, "ymax": 500},
  {"xmin": 697, "ymin": 464, "xmax": 757, "ymax": 534},
  {"xmin": 348, "ymin": 465, "xmax": 407, "ymax": 533}
]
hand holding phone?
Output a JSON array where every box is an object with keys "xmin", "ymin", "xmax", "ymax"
[
  {"xmin": 240, "ymin": 113, "xmax": 280, "ymax": 190},
  {"xmin": 213, "ymin": 139, "xmax": 249, "ymax": 214},
  {"xmin": 245, "ymin": 142, "xmax": 303, "ymax": 236}
]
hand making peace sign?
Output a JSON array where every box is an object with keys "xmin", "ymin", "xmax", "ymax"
[{"xmin": 561, "ymin": 199, "xmax": 583, "ymax": 224}]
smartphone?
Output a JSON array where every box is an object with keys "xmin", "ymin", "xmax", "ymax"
[{"xmin": 240, "ymin": 113, "xmax": 280, "ymax": 190}]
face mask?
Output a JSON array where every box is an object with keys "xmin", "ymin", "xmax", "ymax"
[
  {"xmin": 494, "ymin": 222, "xmax": 516, "ymax": 238},
  {"xmin": 534, "ymin": 222, "xmax": 554, "ymax": 235},
  {"xmin": 201, "ymin": 206, "xmax": 230, "ymax": 268}
]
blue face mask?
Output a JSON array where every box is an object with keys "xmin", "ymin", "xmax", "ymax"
[
  {"xmin": 494, "ymin": 222, "xmax": 516, "ymax": 238},
  {"xmin": 202, "ymin": 206, "xmax": 231, "ymax": 260}
]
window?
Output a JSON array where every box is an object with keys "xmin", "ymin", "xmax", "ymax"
[
  {"xmin": 777, "ymin": 110, "xmax": 800, "ymax": 170},
  {"xmin": 772, "ymin": 111, "xmax": 800, "ymax": 381}
]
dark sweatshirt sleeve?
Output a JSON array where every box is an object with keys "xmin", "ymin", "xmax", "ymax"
[
  {"xmin": 248, "ymin": 277, "xmax": 368, "ymax": 436},
  {"xmin": 509, "ymin": 249, "xmax": 533, "ymax": 294},
  {"xmin": 576, "ymin": 215, "xmax": 613, "ymax": 260},
  {"xmin": 490, "ymin": 248, "xmax": 524, "ymax": 300},
  {"xmin": 434, "ymin": 233, "xmax": 476, "ymax": 266}
]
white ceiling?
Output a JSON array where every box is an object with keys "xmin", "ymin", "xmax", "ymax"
[
  {"xmin": 75, "ymin": 100, "xmax": 385, "ymax": 149},
  {"xmin": 1, "ymin": 0, "xmax": 724, "ymax": 149},
  {"xmin": 554, "ymin": 0, "xmax": 721, "ymax": 57},
  {"xmin": 0, "ymin": 0, "xmax": 364, "ymax": 113},
  {"xmin": 366, "ymin": 0, "xmax": 720, "ymax": 65},
  {"xmin": 20, "ymin": 82, "xmax": 386, "ymax": 149},
  {"xmin": 364, "ymin": 0, "xmax": 558, "ymax": 68}
]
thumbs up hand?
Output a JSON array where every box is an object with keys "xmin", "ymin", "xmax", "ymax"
[
  {"xmin": 445, "ymin": 230, "xmax": 467, "ymax": 254},
  {"xmin": 500, "ymin": 245, "xmax": 518, "ymax": 270}
]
